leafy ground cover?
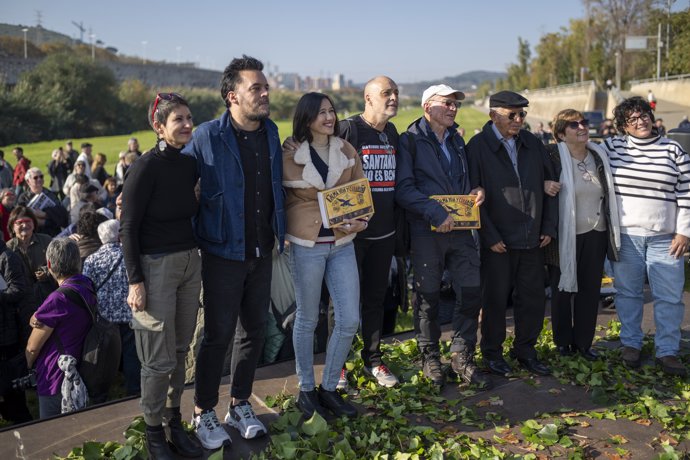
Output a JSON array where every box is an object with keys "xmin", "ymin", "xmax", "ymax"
[{"xmin": 54, "ymin": 319, "xmax": 689, "ymax": 459}]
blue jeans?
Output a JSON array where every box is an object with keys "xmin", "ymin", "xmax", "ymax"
[
  {"xmin": 613, "ymin": 233, "xmax": 685, "ymax": 357},
  {"xmin": 290, "ymin": 242, "xmax": 360, "ymax": 392}
]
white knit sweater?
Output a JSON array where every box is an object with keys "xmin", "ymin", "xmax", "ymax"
[{"xmin": 602, "ymin": 134, "xmax": 690, "ymax": 237}]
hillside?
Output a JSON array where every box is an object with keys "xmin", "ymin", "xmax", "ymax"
[{"xmin": 401, "ymin": 70, "xmax": 505, "ymax": 97}]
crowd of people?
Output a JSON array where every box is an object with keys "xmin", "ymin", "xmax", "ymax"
[{"xmin": 0, "ymin": 54, "xmax": 688, "ymax": 460}]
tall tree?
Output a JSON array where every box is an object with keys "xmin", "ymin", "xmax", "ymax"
[{"xmin": 12, "ymin": 52, "xmax": 123, "ymax": 138}]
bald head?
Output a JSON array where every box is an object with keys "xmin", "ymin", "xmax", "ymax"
[{"xmin": 362, "ymin": 76, "xmax": 399, "ymax": 125}]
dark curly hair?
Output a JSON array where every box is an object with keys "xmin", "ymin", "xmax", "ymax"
[
  {"xmin": 76, "ymin": 211, "xmax": 108, "ymax": 238},
  {"xmin": 613, "ymin": 96, "xmax": 655, "ymax": 133},
  {"xmin": 220, "ymin": 55, "xmax": 263, "ymax": 108}
]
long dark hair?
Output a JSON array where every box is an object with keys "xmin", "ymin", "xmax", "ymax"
[{"xmin": 292, "ymin": 92, "xmax": 340, "ymax": 143}]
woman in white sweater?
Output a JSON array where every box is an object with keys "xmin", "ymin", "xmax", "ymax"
[{"xmin": 602, "ymin": 96, "xmax": 690, "ymax": 377}]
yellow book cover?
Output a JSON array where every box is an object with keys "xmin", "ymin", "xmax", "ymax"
[
  {"xmin": 430, "ymin": 195, "xmax": 481, "ymax": 230},
  {"xmin": 317, "ymin": 178, "xmax": 375, "ymax": 229}
]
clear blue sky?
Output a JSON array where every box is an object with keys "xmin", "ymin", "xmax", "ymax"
[{"xmin": 2, "ymin": 0, "xmax": 684, "ymax": 84}]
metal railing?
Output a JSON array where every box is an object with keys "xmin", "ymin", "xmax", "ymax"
[{"xmin": 629, "ymin": 73, "xmax": 690, "ymax": 86}]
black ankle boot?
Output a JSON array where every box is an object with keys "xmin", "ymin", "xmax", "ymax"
[
  {"xmin": 145, "ymin": 425, "xmax": 175, "ymax": 460},
  {"xmin": 165, "ymin": 408, "xmax": 203, "ymax": 458}
]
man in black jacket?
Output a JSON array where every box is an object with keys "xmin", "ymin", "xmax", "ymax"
[
  {"xmin": 466, "ymin": 91, "xmax": 557, "ymax": 377},
  {"xmin": 396, "ymin": 84, "xmax": 489, "ymax": 389}
]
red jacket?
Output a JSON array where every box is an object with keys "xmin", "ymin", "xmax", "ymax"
[{"xmin": 13, "ymin": 157, "xmax": 31, "ymax": 188}]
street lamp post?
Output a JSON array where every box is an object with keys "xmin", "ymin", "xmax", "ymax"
[
  {"xmin": 90, "ymin": 33, "xmax": 96, "ymax": 61},
  {"xmin": 22, "ymin": 28, "xmax": 28, "ymax": 59}
]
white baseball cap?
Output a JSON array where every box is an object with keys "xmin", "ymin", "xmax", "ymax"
[{"xmin": 421, "ymin": 84, "xmax": 466, "ymax": 106}]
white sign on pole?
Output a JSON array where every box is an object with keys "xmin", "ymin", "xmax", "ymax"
[{"xmin": 626, "ymin": 36, "xmax": 648, "ymax": 50}]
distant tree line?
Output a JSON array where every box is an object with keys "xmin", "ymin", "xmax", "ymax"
[
  {"xmin": 0, "ymin": 49, "xmax": 368, "ymax": 145},
  {"xmin": 477, "ymin": 0, "xmax": 689, "ymax": 96}
]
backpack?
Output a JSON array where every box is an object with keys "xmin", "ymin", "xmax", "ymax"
[{"xmin": 54, "ymin": 283, "xmax": 121, "ymax": 401}]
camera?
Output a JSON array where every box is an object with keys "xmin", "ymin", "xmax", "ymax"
[{"xmin": 11, "ymin": 370, "xmax": 37, "ymax": 391}]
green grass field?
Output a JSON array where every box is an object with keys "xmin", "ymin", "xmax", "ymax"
[{"xmin": 0, "ymin": 107, "xmax": 489, "ymax": 177}]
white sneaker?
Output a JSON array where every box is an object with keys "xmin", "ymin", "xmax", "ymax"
[
  {"xmin": 365, "ymin": 364, "xmax": 399, "ymax": 387},
  {"xmin": 192, "ymin": 409, "xmax": 232, "ymax": 450},
  {"xmin": 225, "ymin": 401, "xmax": 267, "ymax": 439},
  {"xmin": 336, "ymin": 368, "xmax": 348, "ymax": 390}
]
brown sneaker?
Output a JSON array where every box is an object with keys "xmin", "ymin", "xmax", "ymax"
[
  {"xmin": 656, "ymin": 355, "xmax": 688, "ymax": 377},
  {"xmin": 621, "ymin": 346, "xmax": 641, "ymax": 368}
]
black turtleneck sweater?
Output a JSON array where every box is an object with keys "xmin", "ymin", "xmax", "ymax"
[{"xmin": 120, "ymin": 142, "xmax": 199, "ymax": 284}]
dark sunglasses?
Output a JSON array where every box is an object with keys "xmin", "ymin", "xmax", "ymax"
[
  {"xmin": 495, "ymin": 110, "xmax": 527, "ymax": 120},
  {"xmin": 151, "ymin": 92, "xmax": 183, "ymax": 123},
  {"xmin": 379, "ymin": 132, "xmax": 389, "ymax": 145},
  {"xmin": 430, "ymin": 98, "xmax": 462, "ymax": 109},
  {"xmin": 566, "ymin": 119, "xmax": 590, "ymax": 129}
]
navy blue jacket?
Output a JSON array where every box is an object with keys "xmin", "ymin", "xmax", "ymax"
[
  {"xmin": 395, "ymin": 117, "xmax": 473, "ymax": 236},
  {"xmin": 183, "ymin": 111, "xmax": 286, "ymax": 261}
]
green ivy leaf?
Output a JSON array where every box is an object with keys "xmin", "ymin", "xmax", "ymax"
[{"xmin": 302, "ymin": 412, "xmax": 328, "ymax": 437}]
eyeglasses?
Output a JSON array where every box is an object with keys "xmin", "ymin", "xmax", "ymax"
[
  {"xmin": 430, "ymin": 99, "xmax": 462, "ymax": 109},
  {"xmin": 625, "ymin": 113, "xmax": 651, "ymax": 126},
  {"xmin": 151, "ymin": 92, "xmax": 183, "ymax": 123},
  {"xmin": 494, "ymin": 110, "xmax": 527, "ymax": 120},
  {"xmin": 566, "ymin": 119, "xmax": 590, "ymax": 129},
  {"xmin": 577, "ymin": 160, "xmax": 592, "ymax": 182},
  {"xmin": 32, "ymin": 175, "xmax": 44, "ymax": 180},
  {"xmin": 379, "ymin": 132, "xmax": 389, "ymax": 145},
  {"xmin": 13, "ymin": 218, "xmax": 33, "ymax": 226}
]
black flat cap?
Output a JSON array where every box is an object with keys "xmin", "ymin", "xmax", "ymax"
[{"xmin": 489, "ymin": 91, "xmax": 529, "ymax": 108}]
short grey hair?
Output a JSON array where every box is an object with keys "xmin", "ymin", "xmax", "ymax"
[
  {"xmin": 46, "ymin": 238, "xmax": 81, "ymax": 278},
  {"xmin": 25, "ymin": 167, "xmax": 42, "ymax": 182},
  {"xmin": 98, "ymin": 219, "xmax": 120, "ymax": 244}
]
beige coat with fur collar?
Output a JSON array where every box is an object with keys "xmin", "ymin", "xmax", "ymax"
[{"xmin": 283, "ymin": 136, "xmax": 364, "ymax": 247}]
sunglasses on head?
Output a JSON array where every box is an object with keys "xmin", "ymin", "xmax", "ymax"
[
  {"xmin": 151, "ymin": 92, "xmax": 183, "ymax": 123},
  {"xmin": 566, "ymin": 119, "xmax": 590, "ymax": 129}
]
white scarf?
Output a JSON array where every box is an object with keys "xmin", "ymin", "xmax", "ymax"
[{"xmin": 557, "ymin": 141, "xmax": 620, "ymax": 292}]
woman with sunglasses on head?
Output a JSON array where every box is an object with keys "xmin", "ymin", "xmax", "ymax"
[
  {"xmin": 600, "ymin": 96, "xmax": 690, "ymax": 377},
  {"xmin": 120, "ymin": 92, "xmax": 202, "ymax": 459},
  {"xmin": 283, "ymin": 92, "xmax": 365, "ymax": 419},
  {"xmin": 543, "ymin": 109, "xmax": 620, "ymax": 361}
]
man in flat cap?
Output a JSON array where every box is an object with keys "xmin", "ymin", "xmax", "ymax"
[
  {"xmin": 466, "ymin": 90, "xmax": 557, "ymax": 377},
  {"xmin": 396, "ymin": 84, "xmax": 490, "ymax": 388}
]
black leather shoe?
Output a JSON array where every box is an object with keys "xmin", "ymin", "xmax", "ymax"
[
  {"xmin": 485, "ymin": 358, "xmax": 512, "ymax": 376},
  {"xmin": 317, "ymin": 386, "xmax": 358, "ymax": 418},
  {"xmin": 557, "ymin": 345, "xmax": 574, "ymax": 356},
  {"xmin": 146, "ymin": 426, "xmax": 175, "ymax": 460},
  {"xmin": 576, "ymin": 348, "xmax": 599, "ymax": 361},
  {"xmin": 296, "ymin": 390, "xmax": 329, "ymax": 419},
  {"xmin": 167, "ymin": 415, "xmax": 203, "ymax": 458},
  {"xmin": 517, "ymin": 357, "xmax": 551, "ymax": 376}
]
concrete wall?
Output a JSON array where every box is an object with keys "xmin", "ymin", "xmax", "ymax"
[
  {"xmin": 0, "ymin": 57, "xmax": 221, "ymax": 88},
  {"xmin": 629, "ymin": 79, "xmax": 690, "ymax": 107},
  {"xmin": 521, "ymin": 81, "xmax": 598, "ymax": 122}
]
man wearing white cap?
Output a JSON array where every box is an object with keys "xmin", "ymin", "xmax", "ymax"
[{"xmin": 395, "ymin": 84, "xmax": 490, "ymax": 389}]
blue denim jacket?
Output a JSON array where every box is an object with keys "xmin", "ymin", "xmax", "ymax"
[{"xmin": 183, "ymin": 111, "xmax": 285, "ymax": 261}]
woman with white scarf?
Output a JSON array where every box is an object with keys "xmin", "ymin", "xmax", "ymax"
[{"xmin": 544, "ymin": 109, "xmax": 620, "ymax": 360}]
